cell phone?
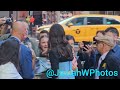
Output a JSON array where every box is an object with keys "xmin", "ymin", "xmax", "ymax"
[{"xmin": 82, "ymin": 41, "xmax": 92, "ymax": 51}]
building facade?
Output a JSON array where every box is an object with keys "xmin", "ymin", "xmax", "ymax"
[
  {"xmin": 1, "ymin": 11, "xmax": 120, "ymax": 25},
  {"xmin": 0, "ymin": 11, "xmax": 29, "ymax": 21}
]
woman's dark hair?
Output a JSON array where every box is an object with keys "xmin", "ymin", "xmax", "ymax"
[
  {"xmin": 49, "ymin": 24, "xmax": 73, "ymax": 60},
  {"xmin": 66, "ymin": 35, "xmax": 75, "ymax": 42},
  {"xmin": 49, "ymin": 24, "xmax": 67, "ymax": 48},
  {"xmin": 0, "ymin": 37, "xmax": 20, "ymax": 70}
]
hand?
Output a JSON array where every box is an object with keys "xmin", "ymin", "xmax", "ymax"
[
  {"xmin": 30, "ymin": 48, "xmax": 36, "ymax": 69},
  {"xmin": 31, "ymin": 48, "xmax": 36, "ymax": 59},
  {"xmin": 42, "ymin": 48, "xmax": 48, "ymax": 56},
  {"xmin": 83, "ymin": 44, "xmax": 93, "ymax": 56},
  {"xmin": 0, "ymin": 17, "xmax": 6, "ymax": 25},
  {"xmin": 72, "ymin": 57, "xmax": 78, "ymax": 71}
]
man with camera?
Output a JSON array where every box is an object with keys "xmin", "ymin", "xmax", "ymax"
[{"xmin": 0, "ymin": 17, "xmax": 12, "ymax": 40}]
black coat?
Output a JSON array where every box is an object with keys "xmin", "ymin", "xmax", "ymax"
[{"xmin": 0, "ymin": 37, "xmax": 20, "ymax": 69}]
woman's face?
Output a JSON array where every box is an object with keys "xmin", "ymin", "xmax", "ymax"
[
  {"xmin": 68, "ymin": 39, "xmax": 74, "ymax": 48},
  {"xmin": 39, "ymin": 37, "xmax": 49, "ymax": 51}
]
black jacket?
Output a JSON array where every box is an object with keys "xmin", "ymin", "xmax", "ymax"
[{"xmin": 0, "ymin": 37, "xmax": 20, "ymax": 69}]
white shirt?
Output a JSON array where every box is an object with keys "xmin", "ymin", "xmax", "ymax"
[
  {"xmin": 95, "ymin": 51, "xmax": 109, "ymax": 79},
  {"xmin": 0, "ymin": 62, "xmax": 22, "ymax": 79}
]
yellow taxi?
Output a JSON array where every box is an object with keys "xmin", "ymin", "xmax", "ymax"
[{"xmin": 37, "ymin": 14, "xmax": 120, "ymax": 42}]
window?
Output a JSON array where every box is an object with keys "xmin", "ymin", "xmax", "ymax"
[
  {"xmin": 87, "ymin": 17, "xmax": 103, "ymax": 25},
  {"xmin": 67, "ymin": 17, "xmax": 84, "ymax": 26},
  {"xmin": 105, "ymin": 18, "xmax": 120, "ymax": 24}
]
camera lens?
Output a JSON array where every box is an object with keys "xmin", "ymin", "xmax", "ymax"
[{"xmin": 5, "ymin": 18, "xmax": 12, "ymax": 25}]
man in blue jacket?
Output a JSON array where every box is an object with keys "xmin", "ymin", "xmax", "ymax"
[
  {"xmin": 0, "ymin": 20, "xmax": 34, "ymax": 79},
  {"xmin": 13, "ymin": 21, "xmax": 34, "ymax": 79},
  {"xmin": 19, "ymin": 44, "xmax": 34, "ymax": 79}
]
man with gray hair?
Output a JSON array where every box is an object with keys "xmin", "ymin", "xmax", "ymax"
[
  {"xmin": 0, "ymin": 21, "xmax": 34, "ymax": 79},
  {"xmin": 12, "ymin": 21, "xmax": 34, "ymax": 79},
  {"xmin": 94, "ymin": 35, "xmax": 120, "ymax": 79}
]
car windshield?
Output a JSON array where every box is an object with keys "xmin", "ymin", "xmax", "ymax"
[{"xmin": 58, "ymin": 17, "xmax": 74, "ymax": 24}]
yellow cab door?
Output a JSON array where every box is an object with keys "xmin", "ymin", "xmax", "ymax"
[{"xmin": 63, "ymin": 17, "xmax": 87, "ymax": 42}]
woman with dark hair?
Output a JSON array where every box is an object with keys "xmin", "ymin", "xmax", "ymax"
[
  {"xmin": 66, "ymin": 35, "xmax": 75, "ymax": 47},
  {"xmin": 49, "ymin": 24, "xmax": 74, "ymax": 79},
  {"xmin": 66, "ymin": 35, "xmax": 78, "ymax": 71}
]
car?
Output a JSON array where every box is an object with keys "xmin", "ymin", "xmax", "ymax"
[{"xmin": 37, "ymin": 14, "xmax": 120, "ymax": 43}]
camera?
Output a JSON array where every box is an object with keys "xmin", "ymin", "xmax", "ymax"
[{"xmin": 5, "ymin": 18, "xmax": 12, "ymax": 25}]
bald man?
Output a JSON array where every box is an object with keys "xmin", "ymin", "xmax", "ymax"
[
  {"xmin": 0, "ymin": 21, "xmax": 34, "ymax": 79},
  {"xmin": 0, "ymin": 21, "xmax": 25, "ymax": 69},
  {"xmin": 11, "ymin": 21, "xmax": 28, "ymax": 41},
  {"xmin": 0, "ymin": 21, "xmax": 23, "ymax": 79},
  {"xmin": 12, "ymin": 21, "xmax": 34, "ymax": 79},
  {"xmin": 0, "ymin": 20, "xmax": 36, "ymax": 69}
]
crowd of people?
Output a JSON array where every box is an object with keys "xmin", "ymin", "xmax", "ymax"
[{"xmin": 0, "ymin": 16, "xmax": 120, "ymax": 79}]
